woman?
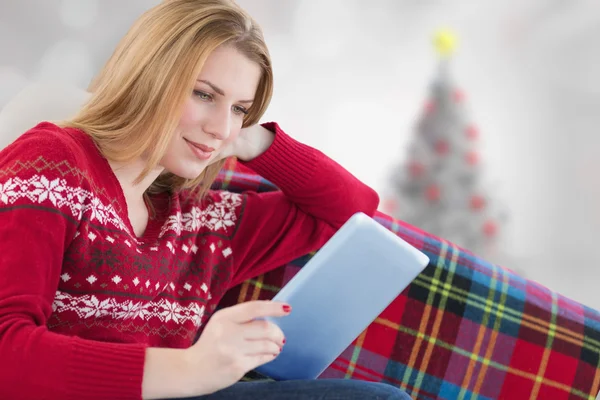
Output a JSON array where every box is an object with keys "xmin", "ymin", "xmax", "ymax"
[{"xmin": 0, "ymin": 1, "xmax": 412, "ymax": 399}]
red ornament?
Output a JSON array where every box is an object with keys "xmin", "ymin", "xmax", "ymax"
[
  {"xmin": 453, "ymin": 89, "xmax": 466, "ymax": 102},
  {"xmin": 424, "ymin": 101, "xmax": 436, "ymax": 114},
  {"xmin": 466, "ymin": 151, "xmax": 479, "ymax": 165},
  {"xmin": 483, "ymin": 220, "xmax": 497, "ymax": 237},
  {"xmin": 470, "ymin": 195, "xmax": 486, "ymax": 211},
  {"xmin": 435, "ymin": 140, "xmax": 450, "ymax": 155},
  {"xmin": 382, "ymin": 198, "xmax": 399, "ymax": 214},
  {"xmin": 466, "ymin": 125, "xmax": 479, "ymax": 140},
  {"xmin": 426, "ymin": 184, "xmax": 441, "ymax": 202},
  {"xmin": 407, "ymin": 161, "xmax": 425, "ymax": 177}
]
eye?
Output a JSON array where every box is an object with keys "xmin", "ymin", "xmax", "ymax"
[
  {"xmin": 232, "ymin": 105, "xmax": 249, "ymax": 116},
  {"xmin": 193, "ymin": 90, "xmax": 212, "ymax": 101}
]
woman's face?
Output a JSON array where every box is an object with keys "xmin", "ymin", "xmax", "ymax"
[{"xmin": 160, "ymin": 45, "xmax": 262, "ymax": 179}]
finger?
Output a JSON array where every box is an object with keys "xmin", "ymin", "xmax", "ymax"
[
  {"xmin": 248, "ymin": 353, "xmax": 279, "ymax": 371},
  {"xmin": 220, "ymin": 300, "xmax": 291, "ymax": 324},
  {"xmin": 243, "ymin": 339, "xmax": 282, "ymax": 357},
  {"xmin": 241, "ymin": 319, "xmax": 285, "ymax": 345}
]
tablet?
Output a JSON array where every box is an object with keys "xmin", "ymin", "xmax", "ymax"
[{"xmin": 254, "ymin": 212, "xmax": 430, "ymax": 381}]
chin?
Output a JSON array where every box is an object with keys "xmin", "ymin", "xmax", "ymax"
[
  {"xmin": 178, "ymin": 168, "xmax": 206, "ymax": 180},
  {"xmin": 164, "ymin": 162, "xmax": 208, "ymax": 181}
]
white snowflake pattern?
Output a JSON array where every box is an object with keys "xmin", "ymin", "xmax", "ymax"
[
  {"xmin": 0, "ymin": 178, "xmax": 18, "ymax": 204},
  {"xmin": 52, "ymin": 291, "xmax": 205, "ymax": 327},
  {"xmin": 113, "ymin": 300, "xmax": 142, "ymax": 320},
  {"xmin": 205, "ymin": 203, "xmax": 236, "ymax": 231},
  {"xmin": 88, "ymin": 197, "xmax": 108, "ymax": 223},
  {"xmin": 161, "ymin": 300, "xmax": 183, "ymax": 324},
  {"xmin": 80, "ymin": 296, "xmax": 114, "ymax": 319},
  {"xmin": 220, "ymin": 192, "xmax": 243, "ymax": 209},
  {"xmin": 160, "ymin": 212, "xmax": 182, "ymax": 237},
  {"xmin": 30, "ymin": 176, "xmax": 65, "ymax": 206},
  {"xmin": 182, "ymin": 207, "xmax": 203, "ymax": 232},
  {"xmin": 0, "ymin": 175, "xmax": 129, "ymax": 233},
  {"xmin": 158, "ymin": 192, "xmax": 242, "ymax": 237}
]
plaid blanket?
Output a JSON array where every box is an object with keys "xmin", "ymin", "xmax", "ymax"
[{"xmin": 214, "ymin": 159, "xmax": 600, "ymax": 400}]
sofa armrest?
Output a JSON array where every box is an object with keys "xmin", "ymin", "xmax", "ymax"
[{"xmin": 215, "ymin": 159, "xmax": 600, "ymax": 400}]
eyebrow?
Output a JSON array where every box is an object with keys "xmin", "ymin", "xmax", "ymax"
[{"xmin": 197, "ymin": 79, "xmax": 254, "ymax": 104}]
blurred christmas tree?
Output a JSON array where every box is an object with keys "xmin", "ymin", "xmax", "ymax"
[{"xmin": 384, "ymin": 30, "xmax": 509, "ymax": 262}]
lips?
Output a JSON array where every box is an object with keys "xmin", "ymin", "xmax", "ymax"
[
  {"xmin": 185, "ymin": 139, "xmax": 215, "ymax": 153},
  {"xmin": 185, "ymin": 139, "xmax": 215, "ymax": 161}
]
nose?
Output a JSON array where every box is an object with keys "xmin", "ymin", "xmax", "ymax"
[{"xmin": 203, "ymin": 106, "xmax": 231, "ymax": 141}]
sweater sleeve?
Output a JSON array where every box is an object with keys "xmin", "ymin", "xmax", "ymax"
[
  {"xmin": 0, "ymin": 126, "xmax": 146, "ymax": 400},
  {"xmin": 228, "ymin": 122, "xmax": 379, "ymax": 287}
]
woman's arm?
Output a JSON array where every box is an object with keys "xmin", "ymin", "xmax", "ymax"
[
  {"xmin": 228, "ymin": 122, "xmax": 379, "ymax": 286},
  {"xmin": 142, "ymin": 347, "xmax": 192, "ymax": 399},
  {"xmin": 0, "ymin": 128, "xmax": 148, "ymax": 400}
]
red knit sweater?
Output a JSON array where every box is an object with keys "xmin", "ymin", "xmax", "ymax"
[{"xmin": 0, "ymin": 121, "xmax": 378, "ymax": 400}]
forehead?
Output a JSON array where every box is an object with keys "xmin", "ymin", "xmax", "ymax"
[{"xmin": 196, "ymin": 45, "xmax": 262, "ymax": 98}]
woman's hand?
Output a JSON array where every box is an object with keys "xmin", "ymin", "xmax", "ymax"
[
  {"xmin": 183, "ymin": 300, "xmax": 290, "ymax": 396},
  {"xmin": 215, "ymin": 124, "xmax": 275, "ymax": 162}
]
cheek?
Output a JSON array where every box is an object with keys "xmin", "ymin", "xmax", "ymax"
[
  {"xmin": 178, "ymin": 99, "xmax": 200, "ymax": 128},
  {"xmin": 225, "ymin": 129, "xmax": 241, "ymax": 145}
]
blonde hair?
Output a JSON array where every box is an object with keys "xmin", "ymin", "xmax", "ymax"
[{"xmin": 64, "ymin": 0, "xmax": 273, "ymax": 198}]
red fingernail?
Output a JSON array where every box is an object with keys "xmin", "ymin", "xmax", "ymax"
[
  {"xmin": 283, "ymin": 305, "xmax": 291, "ymax": 313},
  {"xmin": 282, "ymin": 338, "xmax": 286, "ymax": 345}
]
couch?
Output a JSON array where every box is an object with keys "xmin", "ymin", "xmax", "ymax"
[{"xmin": 215, "ymin": 158, "xmax": 600, "ymax": 400}]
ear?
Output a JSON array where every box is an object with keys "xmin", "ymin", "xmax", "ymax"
[{"xmin": 0, "ymin": 81, "xmax": 91, "ymax": 150}]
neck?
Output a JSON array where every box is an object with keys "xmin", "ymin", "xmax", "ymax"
[{"xmin": 108, "ymin": 158, "xmax": 164, "ymax": 204}]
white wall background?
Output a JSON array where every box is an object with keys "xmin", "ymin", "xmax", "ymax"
[{"xmin": 1, "ymin": 0, "xmax": 599, "ymax": 310}]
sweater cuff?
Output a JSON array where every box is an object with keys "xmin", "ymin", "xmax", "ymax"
[
  {"xmin": 66, "ymin": 338, "xmax": 146, "ymax": 400},
  {"xmin": 241, "ymin": 122, "xmax": 317, "ymax": 193}
]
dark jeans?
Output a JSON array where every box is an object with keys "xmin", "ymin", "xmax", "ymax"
[{"xmin": 173, "ymin": 379, "xmax": 412, "ymax": 399}]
